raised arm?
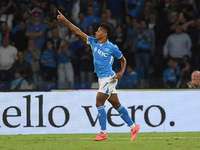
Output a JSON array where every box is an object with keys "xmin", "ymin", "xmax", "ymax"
[{"xmin": 57, "ymin": 10, "xmax": 88, "ymax": 42}]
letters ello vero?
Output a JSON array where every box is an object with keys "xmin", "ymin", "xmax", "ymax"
[
  {"xmin": 1, "ymin": 95, "xmax": 70, "ymax": 128},
  {"xmin": 1, "ymin": 95, "xmax": 166, "ymax": 128},
  {"xmin": 82, "ymin": 105, "xmax": 166, "ymax": 127}
]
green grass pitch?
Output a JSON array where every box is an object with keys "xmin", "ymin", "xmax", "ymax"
[{"xmin": 0, "ymin": 132, "xmax": 200, "ymax": 150}]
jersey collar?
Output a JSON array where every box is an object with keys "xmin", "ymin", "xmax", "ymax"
[{"xmin": 98, "ymin": 39, "xmax": 109, "ymax": 46}]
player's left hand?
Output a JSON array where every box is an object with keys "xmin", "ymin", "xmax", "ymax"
[
  {"xmin": 57, "ymin": 10, "xmax": 66, "ymax": 22},
  {"xmin": 115, "ymin": 72, "xmax": 123, "ymax": 79}
]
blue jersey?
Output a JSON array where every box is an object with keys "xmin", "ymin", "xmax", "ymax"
[
  {"xmin": 163, "ymin": 67, "xmax": 181, "ymax": 84},
  {"xmin": 87, "ymin": 36, "xmax": 122, "ymax": 78},
  {"xmin": 57, "ymin": 48, "xmax": 73, "ymax": 63}
]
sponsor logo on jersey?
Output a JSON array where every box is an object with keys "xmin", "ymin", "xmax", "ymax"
[{"xmin": 94, "ymin": 47, "xmax": 108, "ymax": 57}]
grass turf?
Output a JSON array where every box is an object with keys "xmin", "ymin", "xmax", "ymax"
[{"xmin": 0, "ymin": 132, "xmax": 200, "ymax": 150}]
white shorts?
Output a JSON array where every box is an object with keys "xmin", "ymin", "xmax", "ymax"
[{"xmin": 98, "ymin": 76, "xmax": 118, "ymax": 96}]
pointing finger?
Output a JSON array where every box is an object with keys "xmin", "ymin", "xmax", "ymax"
[{"xmin": 57, "ymin": 10, "xmax": 62, "ymax": 15}]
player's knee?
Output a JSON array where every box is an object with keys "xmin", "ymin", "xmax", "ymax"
[
  {"xmin": 113, "ymin": 103, "xmax": 121, "ymax": 109},
  {"xmin": 96, "ymin": 100, "xmax": 103, "ymax": 107}
]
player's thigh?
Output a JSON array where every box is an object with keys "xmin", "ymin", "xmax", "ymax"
[
  {"xmin": 108, "ymin": 94, "xmax": 121, "ymax": 109},
  {"xmin": 96, "ymin": 92, "xmax": 109, "ymax": 107}
]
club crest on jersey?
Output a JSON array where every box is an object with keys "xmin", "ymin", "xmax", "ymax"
[{"xmin": 105, "ymin": 48, "xmax": 109, "ymax": 52}]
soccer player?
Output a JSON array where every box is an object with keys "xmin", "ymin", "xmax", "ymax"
[{"xmin": 57, "ymin": 10, "xmax": 140, "ymax": 141}]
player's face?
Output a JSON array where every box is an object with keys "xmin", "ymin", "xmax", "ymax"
[{"xmin": 95, "ymin": 27, "xmax": 107, "ymax": 40}]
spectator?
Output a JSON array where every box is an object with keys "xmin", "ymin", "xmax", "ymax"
[
  {"xmin": 163, "ymin": 58, "xmax": 181, "ymax": 88},
  {"xmin": 20, "ymin": 0, "xmax": 31, "ymax": 15},
  {"xmin": 13, "ymin": 20, "xmax": 29, "ymax": 52},
  {"xmin": 123, "ymin": 14, "xmax": 133, "ymax": 54},
  {"xmin": 70, "ymin": 0, "xmax": 80, "ymax": 25},
  {"xmin": 102, "ymin": 0, "xmax": 123, "ymax": 24},
  {"xmin": 40, "ymin": 39, "xmax": 57, "ymax": 81},
  {"xmin": 23, "ymin": 39, "xmax": 41, "ymax": 84},
  {"xmin": 180, "ymin": 61, "xmax": 191, "ymax": 80},
  {"xmin": 11, "ymin": 51, "xmax": 33, "ymax": 81},
  {"xmin": 100, "ymin": 13, "xmax": 107, "ymax": 23},
  {"xmin": 177, "ymin": 55, "xmax": 191, "ymax": 88},
  {"xmin": 147, "ymin": 12, "xmax": 167, "ymax": 78},
  {"xmin": 91, "ymin": 0, "xmax": 105, "ymax": 17},
  {"xmin": 179, "ymin": 54, "xmax": 191, "ymax": 69},
  {"xmin": 79, "ymin": 0, "xmax": 104, "ymax": 18},
  {"xmin": 117, "ymin": 65, "xmax": 138, "ymax": 89},
  {"xmin": 86, "ymin": 24, "xmax": 95, "ymax": 37},
  {"xmin": 79, "ymin": 42, "xmax": 94, "ymax": 85},
  {"xmin": 124, "ymin": 0, "xmax": 143, "ymax": 18},
  {"xmin": 10, "ymin": 69, "xmax": 29, "ymax": 90},
  {"xmin": 85, "ymin": 5, "xmax": 101, "ymax": 30},
  {"xmin": 23, "ymin": 0, "xmax": 44, "ymax": 22},
  {"xmin": 25, "ymin": 12, "xmax": 46, "ymax": 50},
  {"xmin": 39, "ymin": 0, "xmax": 49, "ymax": 16},
  {"xmin": 57, "ymin": 40, "xmax": 74, "ymax": 89},
  {"xmin": 77, "ymin": 11, "xmax": 89, "ymax": 32},
  {"xmin": 0, "ymin": 37, "xmax": 17, "ymax": 82},
  {"xmin": 105, "ymin": 9, "xmax": 117, "ymax": 28},
  {"xmin": 49, "ymin": 2, "xmax": 58, "ymax": 19},
  {"xmin": 132, "ymin": 20, "xmax": 155, "ymax": 79},
  {"xmin": 147, "ymin": 12, "xmax": 168, "ymax": 53},
  {"xmin": 58, "ymin": 20, "xmax": 70, "ymax": 41},
  {"xmin": 23, "ymin": 9, "xmax": 34, "ymax": 27},
  {"xmin": 178, "ymin": 0, "xmax": 195, "ymax": 22},
  {"xmin": 186, "ymin": 70, "xmax": 200, "ymax": 88},
  {"xmin": 183, "ymin": 18, "xmax": 200, "ymax": 70},
  {"xmin": 151, "ymin": 0, "xmax": 166, "ymax": 16},
  {"xmin": 163, "ymin": 25, "xmax": 192, "ymax": 63},
  {"xmin": 123, "ymin": 14, "xmax": 133, "ymax": 36},
  {"xmin": 125, "ymin": 17, "xmax": 140, "ymax": 66},
  {"xmin": 0, "ymin": 22, "xmax": 14, "ymax": 46},
  {"xmin": 79, "ymin": 0, "xmax": 91, "ymax": 15},
  {"xmin": 168, "ymin": 12, "xmax": 186, "ymax": 33},
  {"xmin": 46, "ymin": 18, "xmax": 59, "ymax": 39},
  {"xmin": 161, "ymin": 0, "xmax": 180, "ymax": 24},
  {"xmin": 111, "ymin": 25, "xmax": 127, "ymax": 57},
  {"xmin": 194, "ymin": 0, "xmax": 200, "ymax": 18},
  {"xmin": 110, "ymin": 25, "xmax": 127, "ymax": 70},
  {"xmin": 137, "ymin": 3, "xmax": 157, "ymax": 22},
  {"xmin": 69, "ymin": 35, "xmax": 84, "ymax": 83},
  {"xmin": 43, "ymin": 15, "xmax": 53, "ymax": 32},
  {"xmin": 145, "ymin": 0, "xmax": 159, "ymax": 14},
  {"xmin": 57, "ymin": 2, "xmax": 69, "ymax": 18},
  {"xmin": 49, "ymin": 27, "xmax": 62, "ymax": 50},
  {"xmin": 0, "ymin": 0, "xmax": 19, "ymax": 30}
]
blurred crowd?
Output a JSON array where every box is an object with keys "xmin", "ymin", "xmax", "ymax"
[{"xmin": 0, "ymin": 0, "xmax": 200, "ymax": 90}]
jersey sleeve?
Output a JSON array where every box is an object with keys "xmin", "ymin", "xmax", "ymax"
[
  {"xmin": 112, "ymin": 45, "xmax": 123, "ymax": 59},
  {"xmin": 87, "ymin": 36, "xmax": 94, "ymax": 45}
]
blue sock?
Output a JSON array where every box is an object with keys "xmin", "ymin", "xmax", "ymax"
[
  {"xmin": 116, "ymin": 105, "xmax": 134, "ymax": 126},
  {"xmin": 97, "ymin": 106, "xmax": 107, "ymax": 130}
]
